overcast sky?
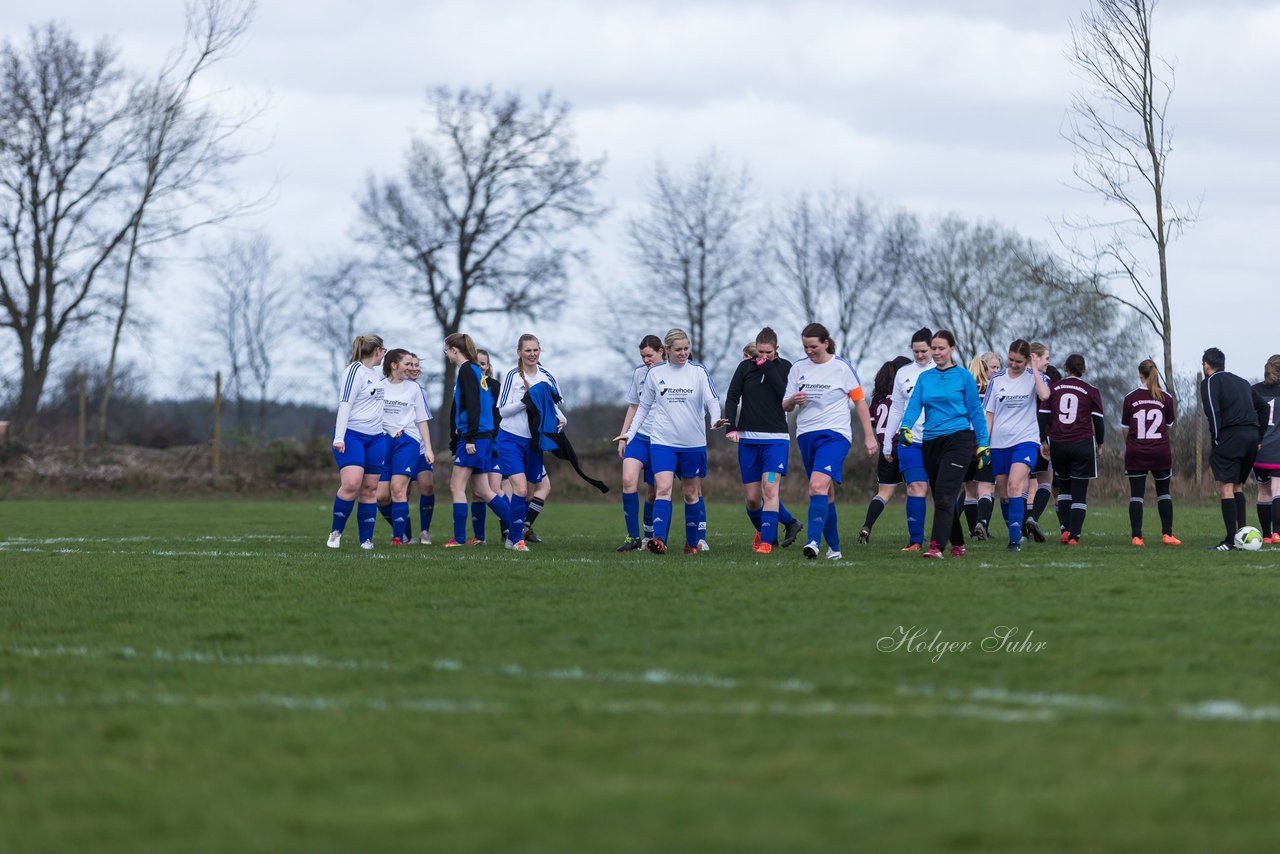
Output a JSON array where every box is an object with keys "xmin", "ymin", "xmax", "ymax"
[{"xmin": 5, "ymin": 0, "xmax": 1278, "ymax": 403}]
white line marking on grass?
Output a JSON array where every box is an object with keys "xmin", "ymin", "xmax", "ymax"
[{"xmin": 1179, "ymin": 701, "xmax": 1280, "ymax": 721}]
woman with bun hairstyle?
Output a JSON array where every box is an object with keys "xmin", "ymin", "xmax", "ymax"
[
  {"xmin": 898, "ymin": 330, "xmax": 991, "ymax": 559},
  {"xmin": 327, "ymin": 335, "xmax": 389, "ymax": 550},
  {"xmin": 1039, "ymin": 353, "xmax": 1105, "ymax": 546},
  {"xmin": 1120, "ymin": 358, "xmax": 1181, "ymax": 546}
]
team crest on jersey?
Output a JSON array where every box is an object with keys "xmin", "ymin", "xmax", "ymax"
[{"xmin": 480, "ymin": 377, "xmax": 489, "ymax": 391}]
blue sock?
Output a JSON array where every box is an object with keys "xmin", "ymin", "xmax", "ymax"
[
  {"xmin": 685, "ymin": 501, "xmax": 699, "ymax": 547},
  {"xmin": 391, "ymin": 501, "xmax": 409, "ymax": 541},
  {"xmin": 653, "ymin": 499, "xmax": 673, "ymax": 543},
  {"xmin": 1009, "ymin": 496, "xmax": 1026, "ymax": 544},
  {"xmin": 623, "ymin": 492, "xmax": 641, "ymax": 539},
  {"xmin": 331, "ymin": 496, "xmax": 355, "ymax": 534},
  {"xmin": 696, "ymin": 497, "xmax": 707, "ymax": 543},
  {"xmin": 1001, "ymin": 500, "xmax": 1010, "ymax": 524},
  {"xmin": 778, "ymin": 501, "xmax": 796, "ymax": 526},
  {"xmin": 471, "ymin": 500, "xmax": 486, "ymax": 541},
  {"xmin": 906, "ymin": 495, "xmax": 926, "ymax": 544},
  {"xmin": 824, "ymin": 502, "xmax": 840, "ymax": 551},
  {"xmin": 760, "ymin": 510, "xmax": 778, "ymax": 545},
  {"xmin": 747, "ymin": 507, "xmax": 763, "ymax": 532},
  {"xmin": 807, "ymin": 495, "xmax": 829, "ymax": 545},
  {"xmin": 357, "ymin": 502, "xmax": 377, "ymax": 544},
  {"xmin": 419, "ymin": 495, "xmax": 435, "ymax": 535},
  {"xmin": 487, "ymin": 494, "xmax": 512, "ymax": 532},
  {"xmin": 378, "ymin": 503, "xmax": 394, "ymax": 530},
  {"xmin": 452, "ymin": 503, "xmax": 467, "ymax": 542},
  {"xmin": 510, "ymin": 495, "xmax": 528, "ymax": 544}
]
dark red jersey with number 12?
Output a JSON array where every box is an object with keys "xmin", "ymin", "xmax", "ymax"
[{"xmin": 1121, "ymin": 388, "xmax": 1176, "ymax": 470}]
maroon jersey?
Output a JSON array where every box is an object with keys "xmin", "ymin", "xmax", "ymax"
[
  {"xmin": 1121, "ymin": 388, "xmax": 1176, "ymax": 470},
  {"xmin": 872, "ymin": 395, "xmax": 896, "ymax": 452},
  {"xmin": 1042, "ymin": 376, "xmax": 1105, "ymax": 443}
]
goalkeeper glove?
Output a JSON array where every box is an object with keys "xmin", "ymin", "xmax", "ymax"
[
  {"xmin": 898, "ymin": 426, "xmax": 914, "ymax": 447},
  {"xmin": 976, "ymin": 446, "xmax": 991, "ymax": 469}
]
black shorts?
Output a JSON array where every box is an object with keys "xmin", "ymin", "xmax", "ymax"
[
  {"xmin": 1210, "ymin": 427, "xmax": 1260, "ymax": 485},
  {"xmin": 1049, "ymin": 439, "xmax": 1097, "ymax": 480},
  {"xmin": 877, "ymin": 453, "xmax": 903, "ymax": 486},
  {"xmin": 1032, "ymin": 443, "xmax": 1050, "ymax": 475},
  {"xmin": 964, "ymin": 455, "xmax": 994, "ymax": 483},
  {"xmin": 1252, "ymin": 465, "xmax": 1275, "ymax": 484}
]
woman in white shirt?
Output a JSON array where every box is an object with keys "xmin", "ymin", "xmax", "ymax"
[
  {"xmin": 618, "ymin": 328, "xmax": 727, "ymax": 554},
  {"xmin": 327, "ymin": 335, "xmax": 388, "ymax": 550},
  {"xmin": 983, "ymin": 338, "xmax": 1051, "ymax": 551},
  {"xmin": 376, "ymin": 348, "xmax": 434, "ymax": 546},
  {"xmin": 783, "ymin": 323, "xmax": 878, "ymax": 560}
]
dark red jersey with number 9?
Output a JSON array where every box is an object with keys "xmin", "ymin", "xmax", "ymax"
[{"xmin": 1043, "ymin": 376, "xmax": 1105, "ymax": 443}]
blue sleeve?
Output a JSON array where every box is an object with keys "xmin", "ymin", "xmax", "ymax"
[{"xmin": 966, "ymin": 373, "xmax": 990, "ymax": 447}]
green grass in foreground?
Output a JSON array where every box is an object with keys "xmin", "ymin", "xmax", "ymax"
[{"xmin": 1, "ymin": 498, "xmax": 1279, "ymax": 853}]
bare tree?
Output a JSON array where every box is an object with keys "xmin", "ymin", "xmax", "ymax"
[
  {"xmin": 302, "ymin": 256, "xmax": 376, "ymax": 396},
  {"xmin": 202, "ymin": 234, "xmax": 290, "ymax": 443},
  {"xmin": 765, "ymin": 191, "xmax": 916, "ymax": 366},
  {"xmin": 98, "ymin": 0, "xmax": 260, "ymax": 446},
  {"xmin": 0, "ymin": 24, "xmax": 139, "ymax": 440},
  {"xmin": 356, "ymin": 87, "xmax": 605, "ymax": 418},
  {"xmin": 624, "ymin": 150, "xmax": 755, "ymax": 375},
  {"xmin": 1061, "ymin": 0, "xmax": 1196, "ymax": 384}
]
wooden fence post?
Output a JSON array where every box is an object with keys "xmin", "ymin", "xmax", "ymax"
[
  {"xmin": 213, "ymin": 371, "xmax": 222, "ymax": 475},
  {"xmin": 77, "ymin": 371, "xmax": 87, "ymax": 468}
]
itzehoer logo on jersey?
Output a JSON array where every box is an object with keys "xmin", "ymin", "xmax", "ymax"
[{"xmin": 657, "ymin": 379, "xmax": 696, "ymax": 403}]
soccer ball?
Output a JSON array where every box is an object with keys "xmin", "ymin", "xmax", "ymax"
[{"xmin": 1234, "ymin": 526, "xmax": 1264, "ymax": 551}]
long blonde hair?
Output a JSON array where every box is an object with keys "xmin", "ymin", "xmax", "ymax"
[
  {"xmin": 444, "ymin": 332, "xmax": 479, "ymax": 363},
  {"xmin": 350, "ymin": 334, "xmax": 384, "ymax": 364},
  {"xmin": 1265, "ymin": 354, "xmax": 1280, "ymax": 386},
  {"xmin": 969, "ymin": 352, "xmax": 998, "ymax": 394},
  {"xmin": 1138, "ymin": 359, "xmax": 1163, "ymax": 400}
]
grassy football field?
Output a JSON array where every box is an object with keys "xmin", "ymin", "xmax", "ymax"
[{"xmin": 2, "ymin": 498, "xmax": 1278, "ymax": 852}]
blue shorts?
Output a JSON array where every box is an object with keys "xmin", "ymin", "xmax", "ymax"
[
  {"xmin": 334, "ymin": 429, "xmax": 389, "ymax": 473},
  {"xmin": 453, "ymin": 436, "xmax": 495, "ymax": 471},
  {"xmin": 498, "ymin": 431, "xmax": 545, "ymax": 483},
  {"xmin": 380, "ymin": 434, "xmax": 422, "ymax": 481},
  {"xmin": 738, "ymin": 439, "xmax": 789, "ymax": 483},
  {"xmin": 624, "ymin": 433, "xmax": 656, "ymax": 486},
  {"xmin": 414, "ymin": 454, "xmax": 433, "ymax": 476},
  {"xmin": 797, "ymin": 430, "xmax": 851, "ymax": 483},
  {"xmin": 650, "ymin": 444, "xmax": 708, "ymax": 479},
  {"xmin": 992, "ymin": 442, "xmax": 1040, "ymax": 477},
  {"xmin": 896, "ymin": 443, "xmax": 927, "ymax": 484}
]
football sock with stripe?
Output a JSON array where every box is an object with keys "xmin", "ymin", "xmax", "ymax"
[
  {"xmin": 487, "ymin": 494, "xmax": 512, "ymax": 533},
  {"xmin": 452, "ymin": 502, "xmax": 467, "ymax": 542},
  {"xmin": 471, "ymin": 500, "xmax": 486, "ymax": 541},
  {"xmin": 1128, "ymin": 475, "xmax": 1146, "ymax": 537},
  {"xmin": 746, "ymin": 506, "xmax": 763, "ymax": 532},
  {"xmin": 823, "ymin": 502, "xmax": 840, "ymax": 551},
  {"xmin": 525, "ymin": 497, "xmax": 544, "ymax": 529},
  {"xmin": 695, "ymin": 497, "xmax": 707, "ymax": 542},
  {"xmin": 963, "ymin": 498, "xmax": 978, "ymax": 534},
  {"xmin": 419, "ymin": 495, "xmax": 435, "ymax": 535},
  {"xmin": 1031, "ymin": 483, "xmax": 1052, "ymax": 521},
  {"xmin": 1155, "ymin": 479, "xmax": 1174, "ymax": 536},
  {"xmin": 622, "ymin": 492, "xmax": 641, "ymax": 539},
  {"xmin": 357, "ymin": 502, "xmax": 377, "ymax": 544},
  {"xmin": 905, "ymin": 495, "xmax": 926, "ymax": 544},
  {"xmin": 685, "ymin": 501, "xmax": 699, "ymax": 547},
  {"xmin": 865, "ymin": 495, "xmax": 887, "ymax": 531},
  {"xmin": 331, "ymin": 496, "xmax": 355, "ymax": 534},
  {"xmin": 1069, "ymin": 478, "xmax": 1089, "ymax": 539},
  {"xmin": 509, "ymin": 495, "xmax": 527, "ymax": 544},
  {"xmin": 652, "ymin": 499, "xmax": 673, "ymax": 543},
  {"xmin": 807, "ymin": 495, "xmax": 829, "ymax": 546},
  {"xmin": 976, "ymin": 495, "xmax": 993, "ymax": 530},
  {"xmin": 1007, "ymin": 496, "xmax": 1025, "ymax": 544},
  {"xmin": 760, "ymin": 509, "xmax": 778, "ymax": 545},
  {"xmin": 643, "ymin": 500, "xmax": 654, "ymax": 537},
  {"xmin": 391, "ymin": 501, "xmax": 409, "ymax": 541}
]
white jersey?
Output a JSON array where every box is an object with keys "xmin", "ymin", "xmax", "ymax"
[
  {"xmin": 984, "ymin": 369, "xmax": 1042, "ymax": 447},
  {"xmin": 496, "ymin": 364, "xmax": 563, "ymax": 439},
  {"xmin": 627, "ymin": 361, "xmax": 720, "ymax": 449},
  {"xmin": 336, "ymin": 361, "xmax": 385, "ymax": 439},
  {"xmin": 883, "ymin": 359, "xmax": 932, "ymax": 440},
  {"xmin": 626, "ymin": 362, "xmax": 660, "ymax": 437},
  {"xmin": 785, "ymin": 356, "xmax": 863, "ymax": 440},
  {"xmin": 382, "ymin": 379, "xmax": 432, "ymax": 444}
]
